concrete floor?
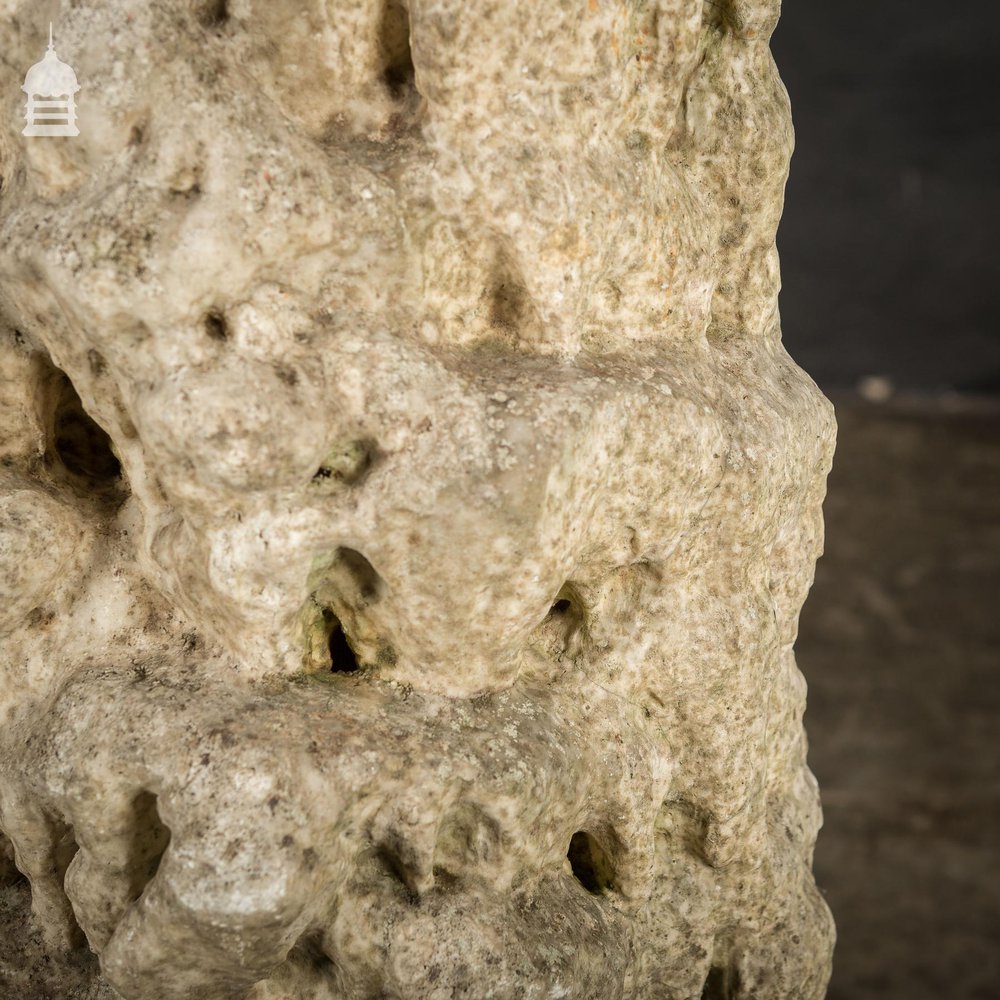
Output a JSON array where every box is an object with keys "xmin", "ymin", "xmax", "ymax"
[{"xmin": 799, "ymin": 396, "xmax": 1000, "ymax": 999}]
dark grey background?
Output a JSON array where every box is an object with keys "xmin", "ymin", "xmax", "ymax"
[
  {"xmin": 772, "ymin": 0, "xmax": 1000, "ymax": 393},
  {"xmin": 770, "ymin": 5, "xmax": 1000, "ymax": 998}
]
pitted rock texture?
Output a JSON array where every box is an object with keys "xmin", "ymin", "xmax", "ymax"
[{"xmin": 0, "ymin": 0, "xmax": 835, "ymax": 997}]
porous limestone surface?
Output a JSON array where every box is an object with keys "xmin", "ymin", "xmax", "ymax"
[{"xmin": 0, "ymin": 0, "xmax": 835, "ymax": 997}]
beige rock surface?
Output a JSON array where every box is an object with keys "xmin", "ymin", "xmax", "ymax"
[{"xmin": 0, "ymin": 1, "xmax": 835, "ymax": 997}]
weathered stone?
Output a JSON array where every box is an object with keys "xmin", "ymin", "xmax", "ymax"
[{"xmin": 0, "ymin": 1, "xmax": 835, "ymax": 997}]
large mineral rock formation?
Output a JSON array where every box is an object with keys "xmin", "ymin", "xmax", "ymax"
[{"xmin": 0, "ymin": 0, "xmax": 836, "ymax": 997}]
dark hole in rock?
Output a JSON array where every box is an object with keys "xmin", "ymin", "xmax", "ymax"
[
  {"xmin": 0, "ymin": 831, "xmax": 25, "ymax": 887},
  {"xmin": 328, "ymin": 616, "xmax": 360, "ymax": 673},
  {"xmin": 567, "ymin": 830, "xmax": 614, "ymax": 894},
  {"xmin": 304, "ymin": 549, "xmax": 383, "ymax": 672},
  {"xmin": 290, "ymin": 931, "xmax": 338, "ymax": 981},
  {"xmin": 488, "ymin": 269, "xmax": 529, "ymax": 333},
  {"xmin": 199, "ymin": 0, "xmax": 229, "ymax": 28},
  {"xmin": 203, "ymin": 308, "xmax": 228, "ymax": 341},
  {"xmin": 701, "ymin": 963, "xmax": 741, "ymax": 1000},
  {"xmin": 371, "ymin": 842, "xmax": 421, "ymax": 903},
  {"xmin": 126, "ymin": 791, "xmax": 171, "ymax": 903},
  {"xmin": 378, "ymin": 0, "xmax": 416, "ymax": 99},
  {"xmin": 312, "ymin": 439, "xmax": 377, "ymax": 487},
  {"xmin": 52, "ymin": 373, "xmax": 121, "ymax": 484},
  {"xmin": 536, "ymin": 585, "xmax": 585, "ymax": 659},
  {"xmin": 375, "ymin": 844, "xmax": 410, "ymax": 886}
]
